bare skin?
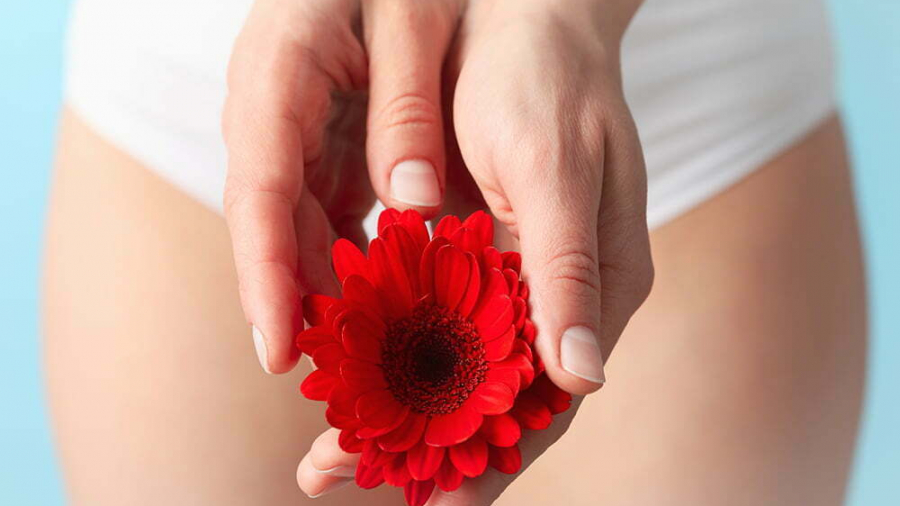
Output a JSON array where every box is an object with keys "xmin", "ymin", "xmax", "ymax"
[{"xmin": 44, "ymin": 109, "xmax": 864, "ymax": 505}]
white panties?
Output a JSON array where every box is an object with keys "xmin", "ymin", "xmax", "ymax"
[{"xmin": 64, "ymin": 0, "xmax": 836, "ymax": 229}]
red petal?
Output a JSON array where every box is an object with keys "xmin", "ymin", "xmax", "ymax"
[
  {"xmin": 513, "ymin": 337, "xmax": 534, "ymax": 362},
  {"xmin": 356, "ymin": 418, "xmax": 406, "ymax": 440},
  {"xmin": 502, "ymin": 268, "xmax": 519, "ymax": 299},
  {"xmin": 327, "ymin": 383, "xmax": 359, "ymax": 417},
  {"xmin": 511, "ymin": 392, "xmax": 552, "ymax": 430},
  {"xmin": 312, "ymin": 343, "xmax": 346, "ymax": 374},
  {"xmin": 512, "ymin": 297, "xmax": 527, "ymax": 330},
  {"xmin": 355, "ymin": 461, "xmax": 385, "ymax": 489},
  {"xmin": 489, "ymin": 444, "xmax": 522, "ymax": 474},
  {"xmin": 471, "ymin": 269, "xmax": 508, "ymax": 317},
  {"xmin": 373, "ymin": 450, "xmax": 399, "ymax": 469},
  {"xmin": 492, "ymin": 353, "xmax": 534, "ymax": 390},
  {"xmin": 484, "ymin": 325, "xmax": 515, "ymax": 361},
  {"xmin": 456, "ymin": 253, "xmax": 481, "ymax": 317},
  {"xmin": 449, "ymin": 434, "xmax": 488, "ymax": 478},
  {"xmin": 406, "ymin": 439, "xmax": 445, "ymax": 481},
  {"xmin": 378, "ymin": 413, "xmax": 427, "ymax": 452},
  {"xmin": 356, "ymin": 424, "xmax": 394, "ymax": 440},
  {"xmin": 461, "ymin": 211, "xmax": 493, "ymax": 251},
  {"xmin": 434, "ymin": 245, "xmax": 469, "ymax": 311},
  {"xmin": 404, "ymin": 479, "xmax": 436, "ymax": 506},
  {"xmin": 295, "ymin": 326, "xmax": 335, "ymax": 356},
  {"xmin": 397, "ymin": 209, "xmax": 430, "ymax": 252},
  {"xmin": 369, "ymin": 238, "xmax": 414, "ymax": 315},
  {"xmin": 478, "ymin": 413, "xmax": 521, "ymax": 447},
  {"xmin": 448, "ymin": 227, "xmax": 484, "ymax": 256},
  {"xmin": 485, "ymin": 365, "xmax": 522, "ymax": 393},
  {"xmin": 468, "ymin": 382, "xmax": 514, "ymax": 415},
  {"xmin": 501, "ymin": 251, "xmax": 522, "ymax": 272},
  {"xmin": 334, "ymin": 307, "xmax": 385, "ymax": 338},
  {"xmin": 482, "ymin": 246, "xmax": 503, "ymax": 270},
  {"xmin": 530, "ymin": 374, "xmax": 573, "ymax": 415},
  {"xmin": 382, "ymin": 223, "xmax": 423, "ymax": 296},
  {"xmin": 475, "ymin": 296, "xmax": 514, "ymax": 342},
  {"xmin": 323, "ymin": 302, "xmax": 349, "ymax": 328},
  {"xmin": 360, "ymin": 438, "xmax": 380, "ymax": 465},
  {"xmin": 433, "ymin": 215, "xmax": 462, "ymax": 238},
  {"xmin": 434, "ymin": 458, "xmax": 464, "ymax": 492},
  {"xmin": 418, "ymin": 236, "xmax": 450, "ymax": 299},
  {"xmin": 299, "ymin": 370, "xmax": 337, "ymax": 401},
  {"xmin": 519, "ymin": 280, "xmax": 530, "ymax": 300},
  {"xmin": 383, "ymin": 454, "xmax": 412, "ymax": 486},
  {"xmin": 341, "ymin": 317, "xmax": 384, "ymax": 363},
  {"xmin": 425, "ymin": 403, "xmax": 484, "ymax": 446},
  {"xmin": 340, "ymin": 359, "xmax": 387, "ymax": 392},
  {"xmin": 332, "ymin": 239, "xmax": 370, "ymax": 283},
  {"xmin": 325, "ymin": 407, "xmax": 357, "ymax": 429},
  {"xmin": 522, "ymin": 319, "xmax": 537, "ymax": 345},
  {"xmin": 342, "ymin": 275, "xmax": 387, "ymax": 319},
  {"xmin": 361, "ymin": 439, "xmax": 397, "ymax": 467},
  {"xmin": 377, "ymin": 208, "xmax": 402, "ymax": 234},
  {"xmin": 356, "ymin": 389, "xmax": 409, "ymax": 430},
  {"xmin": 339, "ymin": 428, "xmax": 364, "ymax": 453},
  {"xmin": 302, "ymin": 294, "xmax": 338, "ymax": 326}
]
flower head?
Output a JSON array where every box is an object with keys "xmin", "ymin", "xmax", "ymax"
[{"xmin": 297, "ymin": 208, "xmax": 572, "ymax": 506}]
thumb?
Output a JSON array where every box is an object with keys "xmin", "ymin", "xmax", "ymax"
[
  {"xmin": 364, "ymin": 0, "xmax": 459, "ymax": 217},
  {"xmin": 513, "ymin": 178, "xmax": 607, "ymax": 396}
]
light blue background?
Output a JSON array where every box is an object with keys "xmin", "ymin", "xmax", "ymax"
[{"xmin": 1, "ymin": 1, "xmax": 897, "ymax": 504}]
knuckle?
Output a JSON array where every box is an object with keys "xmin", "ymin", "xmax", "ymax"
[
  {"xmin": 544, "ymin": 246, "xmax": 602, "ymax": 298},
  {"xmin": 375, "ymin": 92, "xmax": 442, "ymax": 132}
]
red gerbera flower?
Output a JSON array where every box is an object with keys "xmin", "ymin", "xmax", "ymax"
[{"xmin": 297, "ymin": 208, "xmax": 572, "ymax": 506}]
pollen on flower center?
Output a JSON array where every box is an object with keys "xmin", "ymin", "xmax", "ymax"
[{"xmin": 381, "ymin": 303, "xmax": 488, "ymax": 415}]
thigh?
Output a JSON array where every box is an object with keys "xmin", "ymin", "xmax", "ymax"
[
  {"xmin": 43, "ymin": 108, "xmax": 401, "ymax": 505},
  {"xmin": 498, "ymin": 115, "xmax": 867, "ymax": 506}
]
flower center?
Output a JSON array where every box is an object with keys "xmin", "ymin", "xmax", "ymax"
[{"xmin": 381, "ymin": 303, "xmax": 488, "ymax": 415}]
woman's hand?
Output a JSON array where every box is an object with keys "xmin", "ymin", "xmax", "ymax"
[
  {"xmin": 293, "ymin": 0, "xmax": 653, "ymax": 503},
  {"xmin": 222, "ymin": 0, "xmax": 463, "ymax": 373},
  {"xmin": 449, "ymin": 0, "xmax": 653, "ymax": 395}
]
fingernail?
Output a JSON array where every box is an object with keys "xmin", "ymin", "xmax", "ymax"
[
  {"xmin": 314, "ymin": 465, "xmax": 356, "ymax": 478},
  {"xmin": 308, "ymin": 479, "xmax": 352, "ymax": 498},
  {"xmin": 252, "ymin": 325, "xmax": 271, "ymax": 374},
  {"xmin": 560, "ymin": 326, "xmax": 605, "ymax": 384},
  {"xmin": 390, "ymin": 159, "xmax": 441, "ymax": 207}
]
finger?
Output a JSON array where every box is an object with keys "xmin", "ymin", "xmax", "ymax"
[
  {"xmin": 297, "ymin": 429, "xmax": 360, "ymax": 498},
  {"xmin": 363, "ymin": 0, "xmax": 461, "ymax": 216},
  {"xmin": 297, "ymin": 454, "xmax": 354, "ymax": 498},
  {"xmin": 223, "ymin": 91, "xmax": 309, "ymax": 375},
  {"xmin": 506, "ymin": 157, "xmax": 607, "ymax": 396},
  {"xmin": 308, "ymin": 428, "xmax": 361, "ymax": 475},
  {"xmin": 223, "ymin": 2, "xmax": 365, "ymax": 374}
]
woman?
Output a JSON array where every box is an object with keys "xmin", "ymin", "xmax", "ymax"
[{"xmin": 44, "ymin": 0, "xmax": 866, "ymax": 504}]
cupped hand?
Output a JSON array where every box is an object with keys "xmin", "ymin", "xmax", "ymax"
[{"xmin": 293, "ymin": 0, "xmax": 654, "ymax": 504}]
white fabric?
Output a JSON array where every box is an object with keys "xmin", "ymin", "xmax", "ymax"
[{"xmin": 64, "ymin": 0, "xmax": 836, "ymax": 229}]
